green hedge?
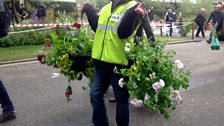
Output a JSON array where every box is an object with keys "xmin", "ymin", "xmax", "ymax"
[{"xmin": 0, "ymin": 28, "xmax": 55, "ymax": 47}]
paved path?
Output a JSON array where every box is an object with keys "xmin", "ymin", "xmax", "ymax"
[{"xmin": 0, "ymin": 41, "xmax": 224, "ymax": 126}]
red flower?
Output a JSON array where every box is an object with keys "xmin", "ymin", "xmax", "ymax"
[
  {"xmin": 53, "ymin": 64, "xmax": 59, "ymax": 68},
  {"xmin": 66, "ymin": 26, "xmax": 71, "ymax": 31},
  {"xmin": 72, "ymin": 22, "xmax": 81, "ymax": 28},
  {"xmin": 44, "ymin": 42, "xmax": 51, "ymax": 48},
  {"xmin": 37, "ymin": 54, "xmax": 46, "ymax": 64},
  {"xmin": 65, "ymin": 85, "xmax": 73, "ymax": 97}
]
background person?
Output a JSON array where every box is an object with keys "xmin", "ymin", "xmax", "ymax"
[
  {"xmin": 36, "ymin": 3, "xmax": 46, "ymax": 24},
  {"xmin": 165, "ymin": 8, "xmax": 174, "ymax": 36},
  {"xmin": 195, "ymin": 8, "xmax": 206, "ymax": 38},
  {"xmin": 206, "ymin": 4, "xmax": 222, "ymax": 43},
  {"xmin": 16, "ymin": 3, "xmax": 29, "ymax": 21},
  {"xmin": 216, "ymin": 12, "xmax": 224, "ymax": 41}
]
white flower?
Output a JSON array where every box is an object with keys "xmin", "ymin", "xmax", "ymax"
[
  {"xmin": 175, "ymin": 60, "xmax": 184, "ymax": 69},
  {"xmin": 144, "ymin": 94, "xmax": 150, "ymax": 100},
  {"xmin": 114, "ymin": 66, "xmax": 117, "ymax": 73},
  {"xmin": 118, "ymin": 78, "xmax": 124, "ymax": 88},
  {"xmin": 172, "ymin": 90, "xmax": 183, "ymax": 104},
  {"xmin": 144, "ymin": 45, "xmax": 147, "ymax": 50},
  {"xmin": 149, "ymin": 72, "xmax": 156, "ymax": 79},
  {"xmin": 159, "ymin": 79, "xmax": 165, "ymax": 87},
  {"xmin": 132, "ymin": 82, "xmax": 138, "ymax": 89},
  {"xmin": 149, "ymin": 74, "xmax": 153, "ymax": 79},
  {"xmin": 152, "ymin": 79, "xmax": 165, "ymax": 91},
  {"xmin": 130, "ymin": 99, "xmax": 143, "ymax": 107},
  {"xmin": 51, "ymin": 73, "xmax": 60, "ymax": 78},
  {"xmin": 125, "ymin": 43, "xmax": 131, "ymax": 52},
  {"xmin": 152, "ymin": 72, "xmax": 156, "ymax": 77}
]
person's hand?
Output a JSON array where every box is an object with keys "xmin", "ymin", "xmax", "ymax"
[
  {"xmin": 215, "ymin": 33, "xmax": 219, "ymax": 38},
  {"xmin": 135, "ymin": 2, "xmax": 145, "ymax": 16}
]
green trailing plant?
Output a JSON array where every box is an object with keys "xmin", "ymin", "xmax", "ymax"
[
  {"xmin": 118, "ymin": 38, "xmax": 191, "ymax": 118},
  {"xmin": 37, "ymin": 23, "xmax": 94, "ymax": 101}
]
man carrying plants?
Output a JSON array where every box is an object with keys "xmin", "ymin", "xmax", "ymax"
[{"xmin": 81, "ymin": 0, "xmax": 152, "ymax": 125}]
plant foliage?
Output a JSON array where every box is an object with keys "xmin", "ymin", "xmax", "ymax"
[
  {"xmin": 37, "ymin": 23, "xmax": 190, "ymax": 118},
  {"xmin": 119, "ymin": 38, "xmax": 191, "ymax": 118}
]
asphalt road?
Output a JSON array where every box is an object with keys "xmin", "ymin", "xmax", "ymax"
[{"xmin": 0, "ymin": 41, "xmax": 224, "ymax": 126}]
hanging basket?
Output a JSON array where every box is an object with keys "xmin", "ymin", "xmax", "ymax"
[{"xmin": 69, "ymin": 54, "xmax": 91, "ymax": 72}]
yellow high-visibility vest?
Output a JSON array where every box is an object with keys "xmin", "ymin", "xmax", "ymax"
[{"xmin": 92, "ymin": 0, "xmax": 141, "ymax": 65}]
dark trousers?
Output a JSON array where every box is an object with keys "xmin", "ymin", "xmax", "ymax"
[
  {"xmin": 166, "ymin": 23, "xmax": 173, "ymax": 36},
  {"xmin": 90, "ymin": 69, "xmax": 129, "ymax": 126},
  {"xmin": 218, "ymin": 35, "xmax": 224, "ymax": 41},
  {"xmin": 196, "ymin": 25, "xmax": 205, "ymax": 37},
  {"xmin": 0, "ymin": 80, "xmax": 14, "ymax": 113},
  {"xmin": 169, "ymin": 27, "xmax": 173, "ymax": 36}
]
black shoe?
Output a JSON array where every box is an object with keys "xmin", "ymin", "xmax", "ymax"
[
  {"xmin": 0, "ymin": 111, "xmax": 16, "ymax": 123},
  {"xmin": 206, "ymin": 40, "xmax": 211, "ymax": 44},
  {"xmin": 108, "ymin": 97, "xmax": 116, "ymax": 103}
]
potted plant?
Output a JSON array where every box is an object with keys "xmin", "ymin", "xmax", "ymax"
[{"xmin": 119, "ymin": 38, "xmax": 191, "ymax": 118}]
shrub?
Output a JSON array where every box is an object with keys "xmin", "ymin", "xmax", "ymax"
[{"xmin": 0, "ymin": 28, "xmax": 55, "ymax": 47}]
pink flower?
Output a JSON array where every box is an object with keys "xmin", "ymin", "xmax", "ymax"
[
  {"xmin": 172, "ymin": 90, "xmax": 183, "ymax": 104},
  {"xmin": 130, "ymin": 99, "xmax": 143, "ymax": 107},
  {"xmin": 44, "ymin": 42, "xmax": 51, "ymax": 48},
  {"xmin": 175, "ymin": 60, "xmax": 184, "ymax": 69},
  {"xmin": 65, "ymin": 85, "xmax": 72, "ymax": 98},
  {"xmin": 152, "ymin": 79, "xmax": 165, "ymax": 90}
]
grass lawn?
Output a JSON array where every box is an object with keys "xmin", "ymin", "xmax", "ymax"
[
  {"xmin": 156, "ymin": 36, "xmax": 192, "ymax": 43},
  {"xmin": 0, "ymin": 45, "xmax": 42, "ymax": 62},
  {"xmin": 0, "ymin": 36, "xmax": 192, "ymax": 62}
]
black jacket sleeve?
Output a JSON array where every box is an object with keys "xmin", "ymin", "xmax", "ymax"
[
  {"xmin": 216, "ymin": 14, "xmax": 223, "ymax": 33},
  {"xmin": 117, "ymin": 5, "xmax": 141, "ymax": 39},
  {"xmin": 207, "ymin": 11, "xmax": 214, "ymax": 23},
  {"xmin": 129, "ymin": 9, "xmax": 156, "ymax": 47},
  {"xmin": 141, "ymin": 13, "xmax": 156, "ymax": 46},
  {"xmin": 83, "ymin": 3, "xmax": 98, "ymax": 32}
]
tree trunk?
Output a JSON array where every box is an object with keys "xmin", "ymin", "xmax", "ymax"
[{"xmin": 11, "ymin": 0, "xmax": 19, "ymax": 23}]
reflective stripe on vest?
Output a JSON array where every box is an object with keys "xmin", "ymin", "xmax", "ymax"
[
  {"xmin": 97, "ymin": 1, "xmax": 138, "ymax": 34},
  {"xmin": 97, "ymin": 24, "xmax": 136, "ymax": 39}
]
